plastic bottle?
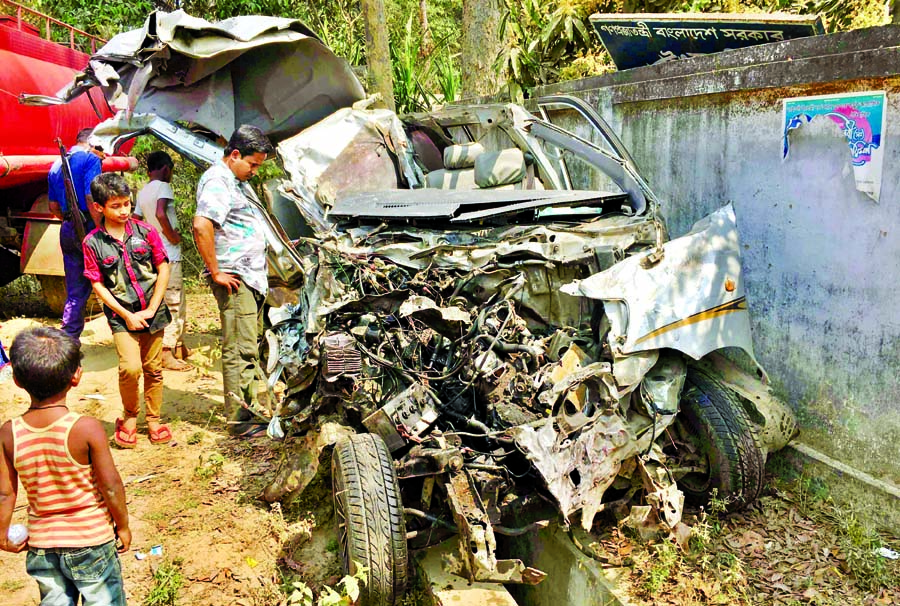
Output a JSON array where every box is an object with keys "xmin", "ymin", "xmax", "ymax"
[{"xmin": 6, "ymin": 523, "xmax": 28, "ymax": 545}]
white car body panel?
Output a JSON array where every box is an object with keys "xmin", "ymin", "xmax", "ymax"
[{"xmin": 563, "ymin": 204, "xmax": 758, "ymax": 362}]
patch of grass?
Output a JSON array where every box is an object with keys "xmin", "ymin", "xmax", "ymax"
[
  {"xmin": 178, "ymin": 497, "xmax": 199, "ymax": 511},
  {"xmin": 397, "ymin": 571, "xmax": 430, "ymax": 606},
  {"xmin": 325, "ymin": 538, "xmax": 339, "ymax": 553},
  {"xmin": 143, "ymin": 558, "xmax": 184, "ymax": 606},
  {"xmin": 144, "ymin": 511, "xmax": 169, "ymax": 522},
  {"xmin": 836, "ymin": 511, "xmax": 898, "ymax": 591},
  {"xmin": 766, "ymin": 451, "xmax": 801, "ymax": 482},
  {"xmin": 0, "ymin": 579, "xmax": 25, "ymax": 592},
  {"xmin": 690, "ymin": 488, "xmax": 727, "ymax": 552},
  {"xmin": 186, "ymin": 431, "xmax": 203, "ymax": 445},
  {"xmin": 643, "ymin": 539, "xmax": 680, "ymax": 595},
  {"xmin": 794, "ymin": 475, "xmax": 831, "ymax": 514},
  {"xmin": 775, "ymin": 475, "xmax": 900, "ymax": 593},
  {"xmin": 0, "ymin": 275, "xmax": 53, "ymax": 319},
  {"xmin": 194, "ymin": 452, "xmax": 225, "ymax": 480},
  {"xmin": 715, "ymin": 551, "xmax": 746, "ymax": 586}
]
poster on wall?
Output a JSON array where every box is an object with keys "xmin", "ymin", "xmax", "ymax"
[{"xmin": 782, "ymin": 91, "xmax": 886, "ymax": 203}]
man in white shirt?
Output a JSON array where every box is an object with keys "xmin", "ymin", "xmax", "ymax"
[{"xmin": 134, "ymin": 151, "xmax": 191, "ymax": 371}]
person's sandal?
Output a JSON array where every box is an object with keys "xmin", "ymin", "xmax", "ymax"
[
  {"xmin": 163, "ymin": 358, "xmax": 193, "ymax": 371},
  {"xmin": 162, "ymin": 348, "xmax": 193, "ymax": 372},
  {"xmin": 114, "ymin": 418, "xmax": 137, "ymax": 449},
  {"xmin": 229, "ymin": 423, "xmax": 267, "ymax": 439},
  {"xmin": 148, "ymin": 424, "xmax": 173, "ymax": 445}
]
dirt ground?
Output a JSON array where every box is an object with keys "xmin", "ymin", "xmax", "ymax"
[
  {"xmin": 0, "ymin": 291, "xmax": 897, "ymax": 606},
  {"xmin": 0, "ymin": 292, "xmax": 341, "ymax": 606}
]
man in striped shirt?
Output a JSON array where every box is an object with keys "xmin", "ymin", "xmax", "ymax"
[{"xmin": 0, "ymin": 327, "xmax": 130, "ymax": 605}]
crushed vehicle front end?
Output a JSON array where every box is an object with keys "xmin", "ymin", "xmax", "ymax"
[
  {"xmin": 259, "ymin": 101, "xmax": 798, "ymax": 591},
  {"xmin": 25, "ymin": 13, "xmax": 799, "ymax": 602}
]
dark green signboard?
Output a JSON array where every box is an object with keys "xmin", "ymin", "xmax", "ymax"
[{"xmin": 590, "ymin": 13, "xmax": 825, "ymax": 71}]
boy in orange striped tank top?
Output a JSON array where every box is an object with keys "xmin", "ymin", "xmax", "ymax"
[{"xmin": 0, "ymin": 327, "xmax": 130, "ymax": 605}]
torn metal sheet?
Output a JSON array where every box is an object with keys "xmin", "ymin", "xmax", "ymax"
[
  {"xmin": 563, "ymin": 204, "xmax": 758, "ymax": 364},
  {"xmin": 262, "ymin": 421, "xmax": 355, "ymax": 503},
  {"xmin": 445, "ymin": 470, "xmax": 546, "ymax": 585},
  {"xmin": 637, "ymin": 453, "xmax": 684, "ymax": 530},
  {"xmin": 510, "ymin": 414, "xmax": 642, "ymax": 531},
  {"xmin": 399, "ymin": 296, "xmax": 471, "ymax": 338},
  {"xmin": 21, "ymin": 11, "xmax": 365, "ymax": 142},
  {"xmin": 277, "ymin": 107, "xmax": 424, "ymax": 232}
]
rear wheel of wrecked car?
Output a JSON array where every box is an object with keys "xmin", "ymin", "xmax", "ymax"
[
  {"xmin": 676, "ymin": 368, "xmax": 765, "ymax": 510},
  {"xmin": 332, "ymin": 433, "xmax": 407, "ymax": 605}
]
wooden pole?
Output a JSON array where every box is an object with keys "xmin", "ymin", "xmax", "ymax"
[
  {"xmin": 461, "ymin": 0, "xmax": 503, "ymax": 99},
  {"xmin": 361, "ymin": 0, "xmax": 396, "ymax": 112}
]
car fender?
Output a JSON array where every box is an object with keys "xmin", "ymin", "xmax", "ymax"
[{"xmin": 562, "ymin": 203, "xmax": 757, "ymax": 363}]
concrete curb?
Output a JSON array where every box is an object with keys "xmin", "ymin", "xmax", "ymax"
[{"xmin": 506, "ymin": 524, "xmax": 631, "ymax": 606}]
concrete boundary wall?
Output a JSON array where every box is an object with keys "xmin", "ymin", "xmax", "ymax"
[{"xmin": 529, "ymin": 25, "xmax": 900, "ymax": 510}]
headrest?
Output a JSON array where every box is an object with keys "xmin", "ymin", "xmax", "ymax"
[
  {"xmin": 443, "ymin": 142, "xmax": 484, "ymax": 169},
  {"xmin": 425, "ymin": 168, "xmax": 477, "ymax": 189},
  {"xmin": 474, "ymin": 148, "xmax": 526, "ymax": 188}
]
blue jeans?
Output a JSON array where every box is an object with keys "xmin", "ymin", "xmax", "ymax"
[{"xmin": 26, "ymin": 540, "xmax": 126, "ymax": 606}]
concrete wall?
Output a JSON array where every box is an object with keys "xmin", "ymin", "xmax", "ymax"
[{"xmin": 529, "ymin": 26, "xmax": 900, "ymax": 489}]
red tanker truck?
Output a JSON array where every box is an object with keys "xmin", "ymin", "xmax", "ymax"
[{"xmin": 0, "ymin": 0, "xmax": 136, "ymax": 312}]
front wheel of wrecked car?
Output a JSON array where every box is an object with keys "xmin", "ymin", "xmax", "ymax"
[
  {"xmin": 332, "ymin": 433, "xmax": 408, "ymax": 606},
  {"xmin": 675, "ymin": 368, "xmax": 765, "ymax": 510}
]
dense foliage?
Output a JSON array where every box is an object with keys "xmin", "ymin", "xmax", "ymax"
[
  {"xmin": 13, "ymin": 0, "xmax": 889, "ymax": 105},
  {"xmin": 495, "ymin": 0, "xmax": 889, "ymax": 100}
]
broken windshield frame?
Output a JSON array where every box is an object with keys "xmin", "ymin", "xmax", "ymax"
[{"xmin": 535, "ymin": 95, "xmax": 641, "ymax": 167}]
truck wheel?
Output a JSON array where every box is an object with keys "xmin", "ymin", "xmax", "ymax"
[
  {"xmin": 0, "ymin": 247, "xmax": 21, "ymax": 288},
  {"xmin": 37, "ymin": 275, "xmax": 67, "ymax": 315},
  {"xmin": 332, "ymin": 433, "xmax": 407, "ymax": 606},
  {"xmin": 676, "ymin": 368, "xmax": 765, "ymax": 510}
]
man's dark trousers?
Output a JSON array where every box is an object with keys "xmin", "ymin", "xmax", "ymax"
[{"xmin": 60, "ymin": 220, "xmax": 92, "ymax": 343}]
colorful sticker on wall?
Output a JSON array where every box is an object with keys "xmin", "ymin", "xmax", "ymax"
[{"xmin": 782, "ymin": 91, "xmax": 885, "ymax": 202}]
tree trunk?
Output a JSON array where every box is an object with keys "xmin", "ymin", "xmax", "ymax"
[
  {"xmin": 361, "ymin": 0, "xmax": 396, "ymax": 111},
  {"xmin": 419, "ymin": 0, "xmax": 432, "ymax": 51},
  {"xmin": 461, "ymin": 0, "xmax": 504, "ymax": 99}
]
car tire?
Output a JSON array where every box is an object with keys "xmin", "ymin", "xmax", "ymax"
[
  {"xmin": 332, "ymin": 433, "xmax": 407, "ymax": 606},
  {"xmin": 677, "ymin": 367, "xmax": 765, "ymax": 510}
]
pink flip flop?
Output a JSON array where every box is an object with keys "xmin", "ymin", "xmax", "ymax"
[
  {"xmin": 148, "ymin": 424, "xmax": 172, "ymax": 445},
  {"xmin": 114, "ymin": 419, "xmax": 137, "ymax": 449}
]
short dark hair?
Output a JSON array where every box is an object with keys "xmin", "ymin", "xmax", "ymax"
[
  {"xmin": 76, "ymin": 128, "xmax": 93, "ymax": 144},
  {"xmin": 224, "ymin": 124, "xmax": 274, "ymax": 158},
  {"xmin": 10, "ymin": 327, "xmax": 81, "ymax": 401},
  {"xmin": 147, "ymin": 150, "xmax": 174, "ymax": 173},
  {"xmin": 91, "ymin": 173, "xmax": 130, "ymax": 206}
]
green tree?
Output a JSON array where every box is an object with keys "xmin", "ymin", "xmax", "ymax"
[{"xmin": 461, "ymin": 0, "xmax": 504, "ymax": 97}]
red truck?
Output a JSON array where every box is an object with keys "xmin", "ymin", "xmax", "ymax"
[{"xmin": 0, "ymin": 0, "xmax": 136, "ymax": 312}]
